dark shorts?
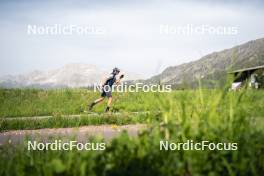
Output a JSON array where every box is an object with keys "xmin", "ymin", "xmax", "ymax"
[{"xmin": 101, "ymin": 90, "xmax": 112, "ymax": 98}]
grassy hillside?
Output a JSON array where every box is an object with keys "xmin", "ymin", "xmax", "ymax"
[{"xmin": 148, "ymin": 38, "xmax": 264, "ymax": 88}]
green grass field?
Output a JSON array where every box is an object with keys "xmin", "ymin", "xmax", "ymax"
[
  {"xmin": 0, "ymin": 88, "xmax": 264, "ymax": 175},
  {"xmin": 1, "ymin": 88, "xmax": 263, "ymax": 117}
]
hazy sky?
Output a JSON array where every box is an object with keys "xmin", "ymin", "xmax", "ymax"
[{"xmin": 0, "ymin": 0, "xmax": 264, "ymax": 78}]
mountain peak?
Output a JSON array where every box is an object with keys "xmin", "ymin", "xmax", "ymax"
[{"xmin": 0, "ymin": 64, "xmax": 143, "ymax": 88}]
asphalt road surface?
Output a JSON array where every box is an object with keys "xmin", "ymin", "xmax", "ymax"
[{"xmin": 0, "ymin": 124, "xmax": 146, "ymax": 145}]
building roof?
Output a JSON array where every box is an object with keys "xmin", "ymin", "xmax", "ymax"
[{"xmin": 229, "ymin": 65, "xmax": 264, "ymax": 74}]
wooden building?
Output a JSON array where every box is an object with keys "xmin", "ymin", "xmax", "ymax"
[{"xmin": 230, "ymin": 65, "xmax": 264, "ymax": 90}]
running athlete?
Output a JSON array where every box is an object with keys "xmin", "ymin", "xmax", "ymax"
[{"xmin": 88, "ymin": 67, "xmax": 124, "ymax": 112}]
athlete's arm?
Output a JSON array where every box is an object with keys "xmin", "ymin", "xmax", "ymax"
[{"xmin": 115, "ymin": 74, "xmax": 124, "ymax": 84}]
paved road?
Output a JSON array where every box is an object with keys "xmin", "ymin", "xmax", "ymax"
[{"xmin": 0, "ymin": 124, "xmax": 147, "ymax": 145}]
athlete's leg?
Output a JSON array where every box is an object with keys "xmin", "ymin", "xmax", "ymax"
[
  {"xmin": 107, "ymin": 97, "xmax": 112, "ymax": 106},
  {"xmin": 105, "ymin": 97, "xmax": 112, "ymax": 112},
  {"xmin": 94, "ymin": 97, "xmax": 105, "ymax": 104},
  {"xmin": 89, "ymin": 97, "xmax": 104, "ymax": 111}
]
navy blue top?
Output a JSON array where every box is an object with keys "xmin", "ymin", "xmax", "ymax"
[{"xmin": 104, "ymin": 74, "xmax": 117, "ymax": 87}]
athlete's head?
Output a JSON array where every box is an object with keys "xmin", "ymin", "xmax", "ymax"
[{"xmin": 112, "ymin": 67, "xmax": 120, "ymax": 75}]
